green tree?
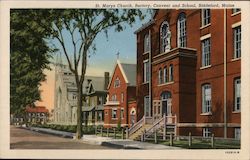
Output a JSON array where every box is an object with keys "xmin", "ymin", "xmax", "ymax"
[
  {"xmin": 49, "ymin": 9, "xmax": 145, "ymax": 139},
  {"xmin": 10, "ymin": 10, "xmax": 53, "ymax": 120}
]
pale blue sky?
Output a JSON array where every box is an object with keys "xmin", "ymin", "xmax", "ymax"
[{"xmin": 52, "ymin": 10, "xmax": 151, "ymax": 76}]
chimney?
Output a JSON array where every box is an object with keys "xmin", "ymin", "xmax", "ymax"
[{"xmin": 104, "ymin": 72, "xmax": 110, "ymax": 90}]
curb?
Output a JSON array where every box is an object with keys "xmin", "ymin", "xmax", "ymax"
[
  {"xmin": 22, "ymin": 127, "xmax": 74, "ymax": 139},
  {"xmin": 101, "ymin": 142, "xmax": 140, "ymax": 149}
]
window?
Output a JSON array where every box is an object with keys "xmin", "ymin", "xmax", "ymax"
[
  {"xmin": 160, "ymin": 21, "xmax": 171, "ymax": 53},
  {"xmin": 202, "ymin": 84, "xmax": 212, "ymax": 113},
  {"xmin": 112, "ymin": 109, "xmax": 117, "ymax": 119},
  {"xmin": 234, "ymin": 128, "xmax": 241, "ymax": 140},
  {"xmin": 111, "ymin": 94, "xmax": 117, "ymax": 101},
  {"xmin": 201, "ymin": 38, "xmax": 211, "ymax": 67},
  {"xmin": 177, "ymin": 13, "xmax": 187, "ymax": 47},
  {"xmin": 234, "ymin": 78, "xmax": 241, "ymax": 112},
  {"xmin": 114, "ymin": 77, "xmax": 120, "ymax": 88},
  {"xmin": 232, "ymin": 8, "xmax": 241, "ymax": 14},
  {"xmin": 158, "ymin": 68, "xmax": 163, "ymax": 84},
  {"xmin": 233, "ymin": 26, "xmax": 241, "ymax": 59},
  {"xmin": 163, "ymin": 67, "xmax": 168, "ymax": 83},
  {"xmin": 144, "ymin": 33, "xmax": 150, "ymax": 53},
  {"xmin": 143, "ymin": 60, "xmax": 149, "ymax": 83},
  {"xmin": 169, "ymin": 64, "xmax": 174, "ymax": 82},
  {"xmin": 202, "ymin": 9, "xmax": 211, "ymax": 26},
  {"xmin": 144, "ymin": 96, "xmax": 150, "ymax": 117},
  {"xmin": 121, "ymin": 93, "xmax": 124, "ymax": 103},
  {"xmin": 203, "ymin": 128, "xmax": 212, "ymax": 138},
  {"xmin": 98, "ymin": 96, "xmax": 103, "ymax": 105},
  {"xmin": 72, "ymin": 94, "xmax": 77, "ymax": 100},
  {"xmin": 120, "ymin": 108, "xmax": 124, "ymax": 119}
]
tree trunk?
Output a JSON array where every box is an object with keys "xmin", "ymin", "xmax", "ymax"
[{"xmin": 76, "ymin": 83, "xmax": 83, "ymax": 139}]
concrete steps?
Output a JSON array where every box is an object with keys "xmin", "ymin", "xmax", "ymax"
[{"xmin": 129, "ymin": 124, "xmax": 152, "ymax": 140}]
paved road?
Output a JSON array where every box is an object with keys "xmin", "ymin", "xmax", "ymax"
[{"xmin": 10, "ymin": 126, "xmax": 111, "ymax": 149}]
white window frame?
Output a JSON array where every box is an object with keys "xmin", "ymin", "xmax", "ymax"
[
  {"xmin": 233, "ymin": 26, "xmax": 241, "ymax": 59},
  {"xmin": 163, "ymin": 67, "xmax": 168, "ymax": 83},
  {"xmin": 143, "ymin": 59, "xmax": 149, "ymax": 83},
  {"xmin": 234, "ymin": 128, "xmax": 241, "ymax": 140},
  {"xmin": 158, "ymin": 68, "xmax": 163, "ymax": 84},
  {"xmin": 177, "ymin": 13, "xmax": 187, "ymax": 47},
  {"xmin": 201, "ymin": 38, "xmax": 211, "ymax": 67},
  {"xmin": 144, "ymin": 33, "xmax": 150, "ymax": 53},
  {"xmin": 111, "ymin": 94, "xmax": 117, "ymax": 101},
  {"xmin": 169, "ymin": 64, "xmax": 174, "ymax": 82},
  {"xmin": 234, "ymin": 78, "xmax": 241, "ymax": 112},
  {"xmin": 232, "ymin": 8, "xmax": 241, "ymax": 14},
  {"xmin": 112, "ymin": 108, "xmax": 117, "ymax": 119},
  {"xmin": 144, "ymin": 95, "xmax": 150, "ymax": 117},
  {"xmin": 202, "ymin": 84, "xmax": 212, "ymax": 113},
  {"xmin": 202, "ymin": 9, "xmax": 211, "ymax": 26},
  {"xmin": 203, "ymin": 128, "xmax": 212, "ymax": 138}
]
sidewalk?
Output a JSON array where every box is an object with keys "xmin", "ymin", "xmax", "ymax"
[
  {"xmin": 25, "ymin": 127, "xmax": 180, "ymax": 149},
  {"xmin": 82, "ymin": 135, "xmax": 180, "ymax": 149}
]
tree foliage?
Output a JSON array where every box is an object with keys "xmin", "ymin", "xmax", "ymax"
[
  {"xmin": 10, "ymin": 10, "xmax": 53, "ymax": 116},
  {"xmin": 49, "ymin": 9, "xmax": 145, "ymax": 139}
]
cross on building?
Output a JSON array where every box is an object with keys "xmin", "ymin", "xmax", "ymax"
[{"xmin": 116, "ymin": 51, "xmax": 120, "ymax": 60}]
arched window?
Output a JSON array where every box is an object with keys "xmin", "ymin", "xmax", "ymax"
[
  {"xmin": 161, "ymin": 91, "xmax": 172, "ymax": 100},
  {"xmin": 158, "ymin": 68, "xmax": 163, "ymax": 84},
  {"xmin": 160, "ymin": 21, "xmax": 171, "ymax": 53},
  {"xmin": 144, "ymin": 33, "xmax": 150, "ymax": 53},
  {"xmin": 177, "ymin": 13, "xmax": 187, "ymax": 47}
]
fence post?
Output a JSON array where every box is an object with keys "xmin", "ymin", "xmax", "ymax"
[
  {"xmin": 114, "ymin": 128, "xmax": 116, "ymax": 139},
  {"xmin": 188, "ymin": 132, "xmax": 192, "ymax": 147},
  {"xmin": 170, "ymin": 133, "xmax": 173, "ymax": 146},
  {"xmin": 154, "ymin": 129, "xmax": 158, "ymax": 144},
  {"xmin": 211, "ymin": 134, "xmax": 214, "ymax": 148},
  {"xmin": 107, "ymin": 128, "xmax": 109, "ymax": 137},
  {"xmin": 101, "ymin": 127, "xmax": 103, "ymax": 137},
  {"xmin": 163, "ymin": 113, "xmax": 166, "ymax": 140},
  {"xmin": 122, "ymin": 128, "xmax": 124, "ymax": 139},
  {"xmin": 126, "ymin": 127, "xmax": 129, "ymax": 139},
  {"xmin": 143, "ymin": 129, "xmax": 146, "ymax": 141},
  {"xmin": 95, "ymin": 126, "xmax": 97, "ymax": 135},
  {"xmin": 141, "ymin": 131, "xmax": 144, "ymax": 142}
]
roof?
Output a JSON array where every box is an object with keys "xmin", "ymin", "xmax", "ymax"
[
  {"xmin": 107, "ymin": 60, "xmax": 136, "ymax": 89},
  {"xmin": 26, "ymin": 106, "xmax": 49, "ymax": 113},
  {"xmin": 119, "ymin": 63, "xmax": 136, "ymax": 86}
]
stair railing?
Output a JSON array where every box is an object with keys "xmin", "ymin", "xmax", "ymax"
[
  {"xmin": 128, "ymin": 115, "xmax": 145, "ymax": 137},
  {"xmin": 145, "ymin": 116, "xmax": 165, "ymax": 138}
]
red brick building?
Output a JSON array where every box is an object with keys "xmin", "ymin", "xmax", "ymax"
[
  {"xmin": 26, "ymin": 106, "xmax": 49, "ymax": 124},
  {"xmin": 104, "ymin": 60, "xmax": 137, "ymax": 128},
  {"xmin": 134, "ymin": 9, "xmax": 241, "ymax": 139}
]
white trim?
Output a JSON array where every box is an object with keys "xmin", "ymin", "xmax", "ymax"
[
  {"xmin": 231, "ymin": 11, "xmax": 241, "ymax": 17},
  {"xmin": 200, "ymin": 65, "xmax": 212, "ymax": 70},
  {"xmin": 200, "ymin": 23, "xmax": 211, "ymax": 30},
  {"xmin": 231, "ymin": 57, "xmax": 241, "ymax": 62},
  {"xmin": 231, "ymin": 22, "xmax": 241, "ymax": 28},
  {"xmin": 200, "ymin": 33, "xmax": 211, "ymax": 41},
  {"xmin": 157, "ymin": 81, "xmax": 174, "ymax": 87},
  {"xmin": 200, "ymin": 112, "xmax": 212, "ymax": 116},
  {"xmin": 117, "ymin": 60, "xmax": 129, "ymax": 84}
]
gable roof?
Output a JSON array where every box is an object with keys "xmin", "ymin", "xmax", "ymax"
[{"xmin": 108, "ymin": 60, "xmax": 136, "ymax": 89}]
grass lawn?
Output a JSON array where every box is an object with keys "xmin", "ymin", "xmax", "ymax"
[{"xmin": 146, "ymin": 138, "xmax": 240, "ymax": 149}]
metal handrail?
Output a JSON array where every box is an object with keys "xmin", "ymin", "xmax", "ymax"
[{"xmin": 128, "ymin": 115, "xmax": 145, "ymax": 136}]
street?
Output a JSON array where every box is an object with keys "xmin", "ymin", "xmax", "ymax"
[{"xmin": 10, "ymin": 126, "xmax": 111, "ymax": 149}]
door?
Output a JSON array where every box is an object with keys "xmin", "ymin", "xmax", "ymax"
[
  {"xmin": 153, "ymin": 100, "xmax": 162, "ymax": 121},
  {"xmin": 161, "ymin": 91, "xmax": 172, "ymax": 117}
]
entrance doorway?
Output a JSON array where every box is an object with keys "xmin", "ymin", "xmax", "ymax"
[{"xmin": 161, "ymin": 91, "xmax": 172, "ymax": 116}]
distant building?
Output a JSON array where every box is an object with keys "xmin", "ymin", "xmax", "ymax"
[
  {"xmin": 53, "ymin": 62, "xmax": 110, "ymax": 125},
  {"xmin": 26, "ymin": 106, "xmax": 49, "ymax": 124},
  {"xmin": 104, "ymin": 60, "xmax": 137, "ymax": 128}
]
